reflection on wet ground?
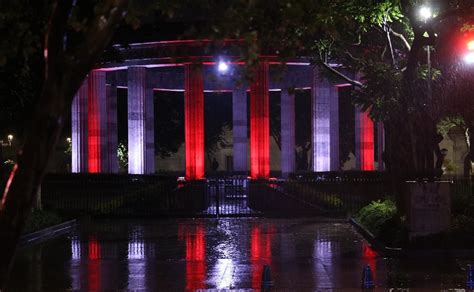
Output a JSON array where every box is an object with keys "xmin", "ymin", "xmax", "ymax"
[{"xmin": 7, "ymin": 218, "xmax": 472, "ymax": 291}]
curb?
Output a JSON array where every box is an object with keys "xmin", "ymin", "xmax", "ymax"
[
  {"xmin": 19, "ymin": 219, "xmax": 77, "ymax": 248},
  {"xmin": 350, "ymin": 218, "xmax": 474, "ymax": 258}
]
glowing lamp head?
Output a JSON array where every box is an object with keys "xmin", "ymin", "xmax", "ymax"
[
  {"xmin": 419, "ymin": 6, "xmax": 432, "ymax": 21},
  {"xmin": 7, "ymin": 134, "xmax": 13, "ymax": 142},
  {"xmin": 467, "ymin": 40, "xmax": 474, "ymax": 51},
  {"xmin": 217, "ymin": 61, "xmax": 229, "ymax": 73},
  {"xmin": 464, "ymin": 52, "xmax": 474, "ymax": 64}
]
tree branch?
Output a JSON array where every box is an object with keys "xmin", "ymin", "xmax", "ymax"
[
  {"xmin": 390, "ymin": 28, "xmax": 411, "ymax": 51},
  {"xmin": 321, "ymin": 62, "xmax": 363, "ymax": 87}
]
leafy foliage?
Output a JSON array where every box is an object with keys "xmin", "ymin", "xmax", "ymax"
[{"xmin": 117, "ymin": 142, "xmax": 128, "ymax": 171}]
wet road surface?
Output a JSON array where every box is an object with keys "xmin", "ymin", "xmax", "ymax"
[{"xmin": 6, "ymin": 218, "xmax": 472, "ymax": 291}]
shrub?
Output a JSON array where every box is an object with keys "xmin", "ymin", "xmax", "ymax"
[{"xmin": 356, "ymin": 199, "xmax": 397, "ymax": 237}]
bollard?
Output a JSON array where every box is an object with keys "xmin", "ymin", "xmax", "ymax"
[
  {"xmin": 261, "ymin": 264, "xmax": 273, "ymax": 291},
  {"xmin": 362, "ymin": 265, "xmax": 375, "ymax": 289},
  {"xmin": 467, "ymin": 264, "xmax": 474, "ymax": 289}
]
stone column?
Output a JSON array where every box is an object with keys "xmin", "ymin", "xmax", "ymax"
[
  {"xmin": 355, "ymin": 107, "xmax": 375, "ymax": 171},
  {"xmin": 377, "ymin": 121, "xmax": 385, "ymax": 171},
  {"xmin": 72, "ymin": 78, "xmax": 88, "ymax": 173},
  {"xmin": 311, "ymin": 69, "xmax": 339, "ymax": 172},
  {"xmin": 250, "ymin": 61, "xmax": 270, "ymax": 179},
  {"xmin": 184, "ymin": 64, "xmax": 205, "ymax": 180},
  {"xmin": 106, "ymin": 80, "xmax": 119, "ymax": 173},
  {"xmin": 232, "ymin": 86, "xmax": 248, "ymax": 172},
  {"xmin": 127, "ymin": 66, "xmax": 155, "ymax": 174},
  {"xmin": 281, "ymin": 88, "xmax": 295, "ymax": 178},
  {"xmin": 88, "ymin": 70, "xmax": 111, "ymax": 173}
]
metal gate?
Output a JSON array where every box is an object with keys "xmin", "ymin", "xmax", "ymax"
[{"xmin": 203, "ymin": 176, "xmax": 260, "ymax": 217}]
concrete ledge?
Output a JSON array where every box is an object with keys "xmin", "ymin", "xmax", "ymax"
[
  {"xmin": 350, "ymin": 218, "xmax": 474, "ymax": 258},
  {"xmin": 20, "ymin": 219, "xmax": 77, "ymax": 248}
]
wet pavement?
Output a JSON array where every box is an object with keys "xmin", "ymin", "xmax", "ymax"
[{"xmin": 6, "ymin": 218, "xmax": 473, "ymax": 291}]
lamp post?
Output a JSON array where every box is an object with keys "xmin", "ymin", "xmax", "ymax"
[{"xmin": 419, "ymin": 5, "xmax": 434, "ymax": 114}]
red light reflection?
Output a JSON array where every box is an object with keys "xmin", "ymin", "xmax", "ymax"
[
  {"xmin": 88, "ymin": 238, "xmax": 101, "ymax": 292},
  {"xmin": 362, "ymin": 242, "xmax": 377, "ymax": 283},
  {"xmin": 179, "ymin": 224, "xmax": 206, "ymax": 291},
  {"xmin": 250, "ymin": 225, "xmax": 274, "ymax": 289}
]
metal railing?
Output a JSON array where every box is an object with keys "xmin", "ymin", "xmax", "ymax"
[
  {"xmin": 41, "ymin": 174, "xmax": 205, "ymax": 217},
  {"xmin": 279, "ymin": 172, "xmax": 393, "ymax": 215}
]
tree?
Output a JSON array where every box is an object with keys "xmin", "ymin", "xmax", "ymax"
[
  {"xmin": 2, "ymin": 0, "xmax": 474, "ymax": 287},
  {"xmin": 0, "ymin": 0, "xmax": 129, "ymax": 287},
  {"xmin": 203, "ymin": 0, "xmax": 474, "ymax": 183}
]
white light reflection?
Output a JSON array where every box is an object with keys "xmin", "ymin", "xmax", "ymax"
[
  {"xmin": 71, "ymin": 237, "xmax": 82, "ymax": 261},
  {"xmin": 127, "ymin": 226, "xmax": 147, "ymax": 290},
  {"xmin": 128, "ymin": 240, "xmax": 145, "ymax": 260},
  {"xmin": 213, "ymin": 259, "xmax": 235, "ymax": 289},
  {"xmin": 69, "ymin": 237, "xmax": 82, "ymax": 290},
  {"xmin": 313, "ymin": 238, "xmax": 334, "ymax": 288}
]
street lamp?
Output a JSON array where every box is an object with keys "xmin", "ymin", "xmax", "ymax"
[
  {"xmin": 464, "ymin": 39, "xmax": 474, "ymax": 64},
  {"xmin": 217, "ymin": 60, "xmax": 229, "ymax": 73},
  {"xmin": 7, "ymin": 134, "xmax": 13, "ymax": 146},
  {"xmin": 419, "ymin": 6, "xmax": 432, "ymax": 22}
]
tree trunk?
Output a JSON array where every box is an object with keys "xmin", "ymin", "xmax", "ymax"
[
  {"xmin": 465, "ymin": 126, "xmax": 474, "ymax": 177},
  {"xmin": 0, "ymin": 82, "xmax": 67, "ymax": 288},
  {"xmin": 0, "ymin": 1, "xmax": 128, "ymax": 289}
]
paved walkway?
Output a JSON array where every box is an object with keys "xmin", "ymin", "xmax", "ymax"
[{"xmin": 7, "ymin": 218, "xmax": 471, "ymax": 291}]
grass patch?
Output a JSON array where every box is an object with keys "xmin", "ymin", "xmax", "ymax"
[{"xmin": 23, "ymin": 209, "xmax": 63, "ymax": 234}]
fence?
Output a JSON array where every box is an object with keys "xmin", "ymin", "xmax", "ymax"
[
  {"xmin": 38, "ymin": 172, "xmax": 474, "ymax": 218},
  {"xmin": 41, "ymin": 174, "xmax": 206, "ymax": 217},
  {"xmin": 280, "ymin": 172, "xmax": 393, "ymax": 215}
]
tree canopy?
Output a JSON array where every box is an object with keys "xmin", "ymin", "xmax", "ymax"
[{"xmin": 1, "ymin": 0, "xmax": 474, "ymax": 287}]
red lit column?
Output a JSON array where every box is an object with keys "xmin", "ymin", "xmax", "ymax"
[
  {"xmin": 88, "ymin": 70, "xmax": 111, "ymax": 173},
  {"xmin": 185, "ymin": 64, "xmax": 205, "ymax": 180},
  {"xmin": 355, "ymin": 107, "xmax": 375, "ymax": 171},
  {"xmin": 72, "ymin": 78, "xmax": 88, "ymax": 173},
  {"xmin": 128, "ymin": 66, "xmax": 155, "ymax": 174},
  {"xmin": 250, "ymin": 61, "xmax": 270, "ymax": 179}
]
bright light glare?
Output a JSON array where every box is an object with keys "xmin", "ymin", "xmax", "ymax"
[
  {"xmin": 468, "ymin": 40, "xmax": 474, "ymax": 51},
  {"xmin": 464, "ymin": 52, "xmax": 474, "ymax": 64},
  {"xmin": 218, "ymin": 61, "xmax": 229, "ymax": 72},
  {"xmin": 419, "ymin": 6, "xmax": 432, "ymax": 21},
  {"xmin": 7, "ymin": 135, "xmax": 13, "ymax": 142}
]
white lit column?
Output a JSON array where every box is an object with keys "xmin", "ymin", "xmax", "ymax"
[
  {"xmin": 106, "ymin": 80, "xmax": 119, "ymax": 173},
  {"xmin": 127, "ymin": 66, "xmax": 155, "ymax": 174},
  {"xmin": 232, "ymin": 86, "xmax": 248, "ymax": 172},
  {"xmin": 281, "ymin": 88, "xmax": 295, "ymax": 178},
  {"xmin": 311, "ymin": 69, "xmax": 339, "ymax": 171},
  {"xmin": 377, "ymin": 121, "xmax": 385, "ymax": 171},
  {"xmin": 72, "ymin": 78, "xmax": 88, "ymax": 173}
]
